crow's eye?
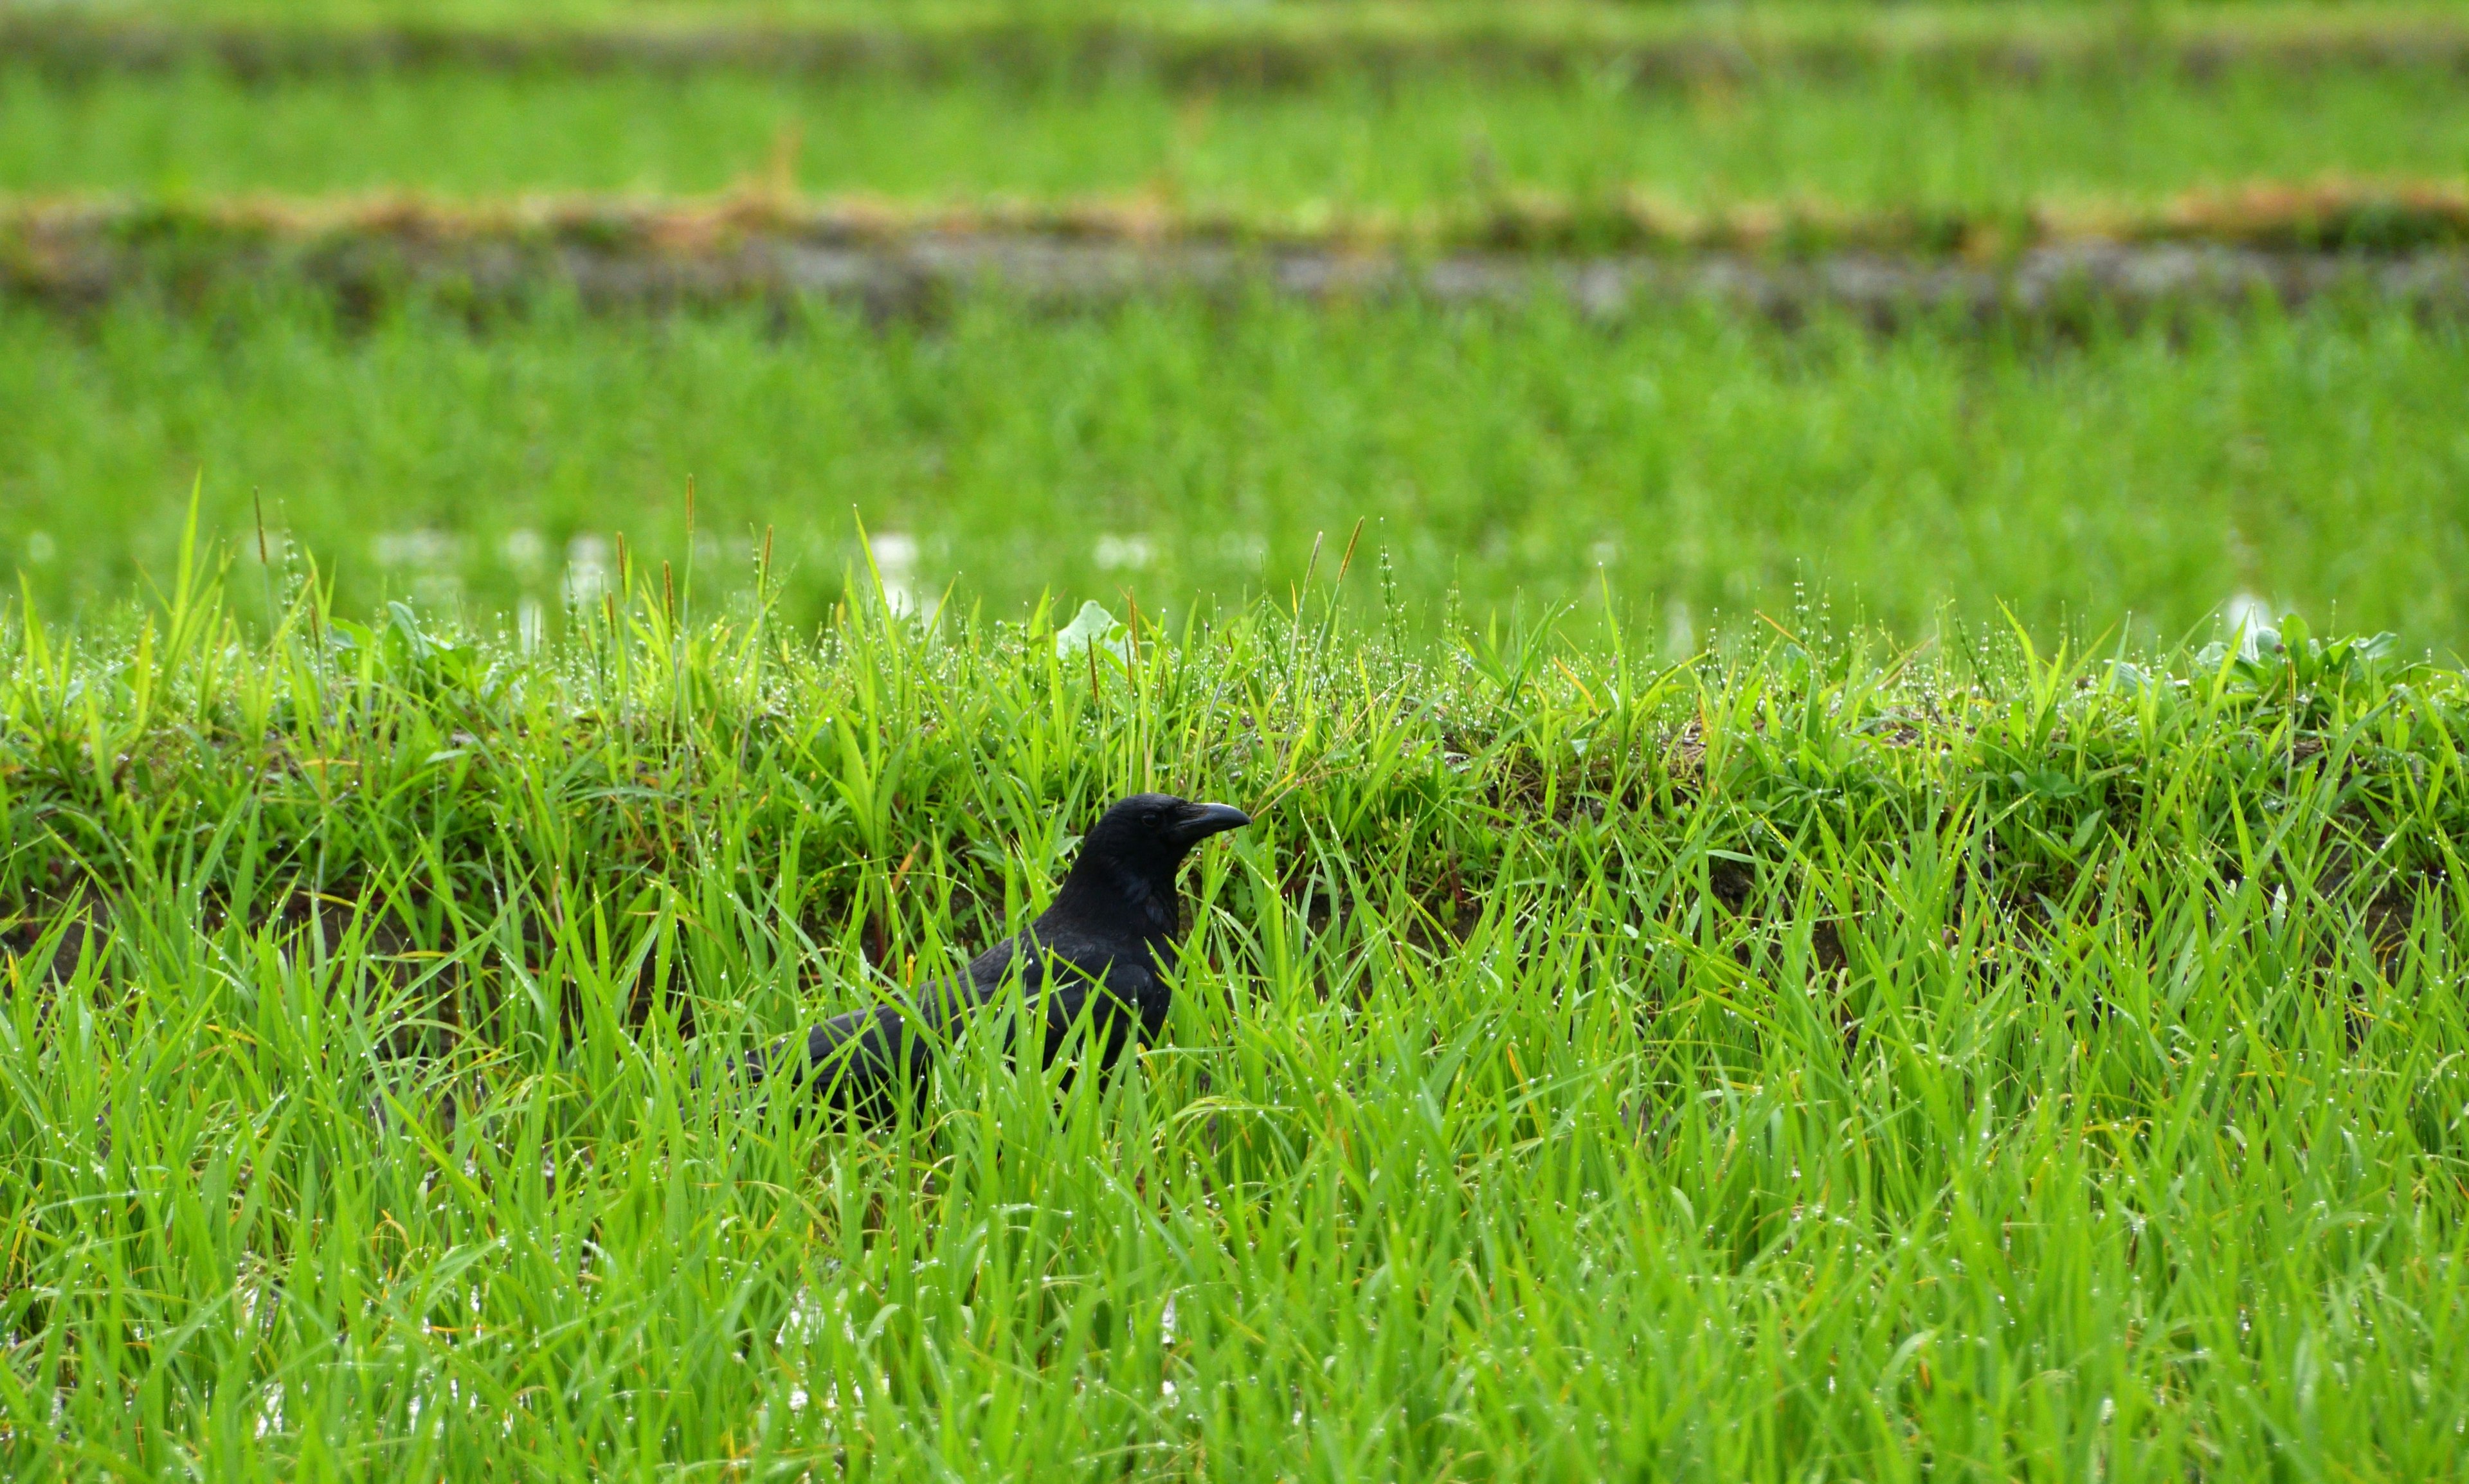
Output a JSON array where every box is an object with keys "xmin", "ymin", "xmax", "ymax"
[{"xmin": 1144, "ymin": 810, "xmax": 1164, "ymax": 828}]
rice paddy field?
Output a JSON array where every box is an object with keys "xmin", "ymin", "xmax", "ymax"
[
  {"xmin": 12, "ymin": 61, "xmax": 2469, "ymax": 210},
  {"xmin": 8, "ymin": 296, "xmax": 2469, "ymax": 652},
  {"xmin": 6, "ymin": 2, "xmax": 2469, "ymax": 1478}
]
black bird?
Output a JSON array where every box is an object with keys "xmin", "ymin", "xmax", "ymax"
[{"xmin": 748, "ymin": 793, "xmax": 1251, "ymax": 1121}]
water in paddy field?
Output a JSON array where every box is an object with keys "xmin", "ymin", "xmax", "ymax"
[
  {"xmin": 2223, "ymin": 590, "xmax": 2276, "ymax": 656},
  {"xmin": 562, "ymin": 535, "xmax": 611, "ymax": 607},
  {"xmin": 280, "ymin": 525, "xmax": 2373, "ymax": 660},
  {"xmin": 865, "ymin": 530, "xmax": 921, "ymax": 615},
  {"xmin": 1094, "ymin": 534, "xmax": 1153, "ymax": 572}
]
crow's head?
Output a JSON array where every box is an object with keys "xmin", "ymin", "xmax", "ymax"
[
  {"xmin": 1079, "ymin": 793, "xmax": 1253, "ymax": 877},
  {"xmin": 1045, "ymin": 793, "xmax": 1251, "ymax": 939},
  {"xmin": 1035, "ymin": 794, "xmax": 1250, "ymax": 944}
]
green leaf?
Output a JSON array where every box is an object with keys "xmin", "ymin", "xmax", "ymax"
[{"xmin": 1054, "ymin": 600, "xmax": 1126, "ymax": 660}]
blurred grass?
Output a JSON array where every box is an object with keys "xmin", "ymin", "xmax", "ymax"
[
  {"xmin": 11, "ymin": 0, "xmax": 2457, "ymax": 52},
  {"xmin": 1, "ymin": 563, "xmax": 2464, "ymax": 1477},
  {"xmin": 7, "ymin": 59, "xmax": 2467, "ymax": 210},
  {"xmin": 5, "ymin": 293, "xmax": 2467, "ymax": 654},
  {"xmin": 6, "ymin": 1, "xmax": 2434, "ymax": 34}
]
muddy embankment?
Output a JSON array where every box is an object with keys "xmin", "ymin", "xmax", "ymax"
[{"xmin": 8, "ymin": 190, "xmax": 2469, "ymax": 323}]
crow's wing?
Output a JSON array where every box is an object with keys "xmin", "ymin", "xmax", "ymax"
[
  {"xmin": 793, "ymin": 1004, "xmax": 931, "ymax": 1119},
  {"xmin": 763, "ymin": 932, "xmax": 1161, "ymax": 1116}
]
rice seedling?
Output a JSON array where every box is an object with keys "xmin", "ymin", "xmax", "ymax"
[
  {"xmin": 7, "ymin": 293, "xmax": 2467, "ymax": 655},
  {"xmin": 2, "ymin": 536, "xmax": 2464, "ymax": 1478},
  {"xmin": 7, "ymin": 57, "xmax": 2464, "ymax": 213}
]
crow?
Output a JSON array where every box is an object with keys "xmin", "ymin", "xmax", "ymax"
[{"xmin": 747, "ymin": 793, "xmax": 1251, "ymax": 1121}]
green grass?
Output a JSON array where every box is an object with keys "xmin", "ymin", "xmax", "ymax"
[
  {"xmin": 7, "ymin": 294, "xmax": 2469, "ymax": 655},
  {"xmin": 8, "ymin": 60, "xmax": 2465, "ymax": 211},
  {"xmin": 14, "ymin": 0, "xmax": 2454, "ymax": 46},
  {"xmin": 0, "ymin": 1, "xmax": 2415, "ymax": 31},
  {"xmin": 11, "ymin": 3, "xmax": 2468, "ymax": 1472},
  {"xmin": 2, "ymin": 561, "xmax": 2466, "ymax": 1478}
]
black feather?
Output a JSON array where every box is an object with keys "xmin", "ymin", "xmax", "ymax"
[{"xmin": 746, "ymin": 793, "xmax": 1249, "ymax": 1121}]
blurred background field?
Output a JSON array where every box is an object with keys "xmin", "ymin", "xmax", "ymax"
[
  {"xmin": 5, "ymin": 0, "xmax": 2468, "ymax": 655},
  {"xmin": 12, "ymin": 60, "xmax": 2467, "ymax": 208},
  {"xmin": 8, "ymin": 295, "xmax": 2467, "ymax": 649}
]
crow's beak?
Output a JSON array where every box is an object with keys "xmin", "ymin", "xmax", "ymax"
[{"xmin": 1174, "ymin": 802, "xmax": 1252, "ymax": 845}]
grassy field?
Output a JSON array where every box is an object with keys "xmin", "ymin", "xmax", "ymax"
[
  {"xmin": 7, "ymin": 60, "xmax": 2466, "ymax": 211},
  {"xmin": 6, "ymin": 295, "xmax": 2468, "ymax": 655},
  {"xmin": 1, "ymin": 568, "xmax": 2465, "ymax": 1478},
  {"xmin": 15, "ymin": 0, "xmax": 2462, "ymax": 53},
  {"xmin": 8, "ymin": 0, "xmax": 2469, "ymax": 1476}
]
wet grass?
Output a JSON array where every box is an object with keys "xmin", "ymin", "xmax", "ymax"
[
  {"xmin": 6, "ymin": 293, "xmax": 2468, "ymax": 655},
  {"xmin": 15, "ymin": 0, "xmax": 2459, "ymax": 56},
  {"xmin": 1, "ymin": 557, "xmax": 2466, "ymax": 1478},
  {"xmin": 10, "ymin": 5, "xmax": 2467, "ymax": 1472},
  {"xmin": 7, "ymin": 57, "xmax": 2465, "ymax": 213}
]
